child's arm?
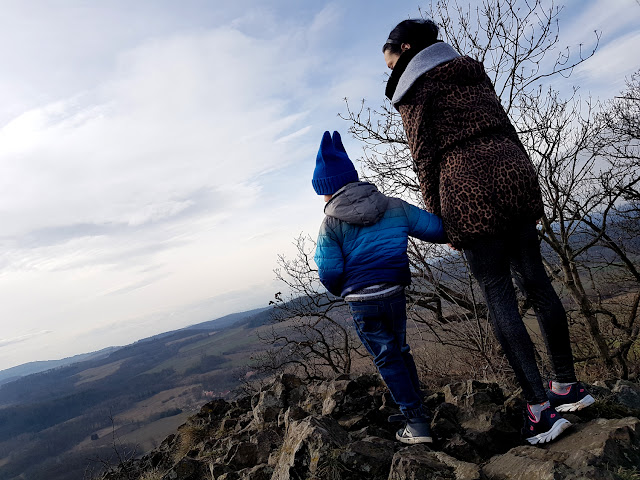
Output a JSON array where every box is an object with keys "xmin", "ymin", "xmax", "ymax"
[
  {"xmin": 401, "ymin": 200, "xmax": 447, "ymax": 243},
  {"xmin": 314, "ymin": 219, "xmax": 345, "ymax": 297}
]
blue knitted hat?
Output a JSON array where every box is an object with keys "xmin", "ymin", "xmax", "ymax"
[{"xmin": 312, "ymin": 131, "xmax": 358, "ymax": 195}]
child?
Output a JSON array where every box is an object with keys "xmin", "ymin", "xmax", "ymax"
[{"xmin": 312, "ymin": 131, "xmax": 447, "ymax": 444}]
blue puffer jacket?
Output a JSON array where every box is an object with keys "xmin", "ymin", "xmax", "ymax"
[{"xmin": 314, "ymin": 182, "xmax": 446, "ymax": 298}]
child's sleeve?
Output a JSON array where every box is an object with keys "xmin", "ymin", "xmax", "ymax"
[
  {"xmin": 401, "ymin": 200, "xmax": 447, "ymax": 243},
  {"xmin": 314, "ymin": 219, "xmax": 345, "ymax": 297}
]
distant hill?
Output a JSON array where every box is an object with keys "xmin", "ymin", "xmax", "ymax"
[
  {"xmin": 0, "ymin": 299, "xmax": 307, "ymax": 480},
  {"xmin": 183, "ymin": 305, "xmax": 272, "ymax": 331},
  {"xmin": 0, "ymin": 306, "xmax": 272, "ymax": 385},
  {"xmin": 0, "ymin": 347, "xmax": 121, "ymax": 386}
]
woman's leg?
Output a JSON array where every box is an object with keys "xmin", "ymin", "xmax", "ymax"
[
  {"xmin": 508, "ymin": 223, "xmax": 577, "ymax": 383},
  {"xmin": 465, "ymin": 236, "xmax": 548, "ymax": 404}
]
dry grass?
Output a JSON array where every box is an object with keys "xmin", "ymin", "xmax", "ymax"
[
  {"xmin": 138, "ymin": 469, "xmax": 165, "ymax": 480},
  {"xmin": 174, "ymin": 424, "xmax": 207, "ymax": 460}
]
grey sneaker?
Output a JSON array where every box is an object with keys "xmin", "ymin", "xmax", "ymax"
[{"xmin": 396, "ymin": 417, "xmax": 433, "ymax": 444}]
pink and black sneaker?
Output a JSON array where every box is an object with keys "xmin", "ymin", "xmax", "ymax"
[
  {"xmin": 547, "ymin": 381, "xmax": 595, "ymax": 412},
  {"xmin": 523, "ymin": 404, "xmax": 571, "ymax": 445}
]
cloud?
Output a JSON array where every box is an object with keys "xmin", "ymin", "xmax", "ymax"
[
  {"xmin": 0, "ymin": 24, "xmax": 321, "ymax": 273},
  {"xmin": 572, "ymin": 30, "xmax": 640, "ymax": 95},
  {"xmin": 0, "ymin": 330, "xmax": 53, "ymax": 348}
]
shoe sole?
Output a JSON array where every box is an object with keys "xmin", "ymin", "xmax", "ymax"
[
  {"xmin": 396, "ymin": 432, "xmax": 433, "ymax": 444},
  {"xmin": 526, "ymin": 418, "xmax": 571, "ymax": 445},
  {"xmin": 554, "ymin": 394, "xmax": 595, "ymax": 412}
]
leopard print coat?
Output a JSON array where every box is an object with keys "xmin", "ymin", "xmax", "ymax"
[{"xmin": 396, "ymin": 55, "xmax": 544, "ymax": 248}]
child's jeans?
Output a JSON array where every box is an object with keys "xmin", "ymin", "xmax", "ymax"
[{"xmin": 348, "ymin": 291, "xmax": 426, "ymax": 419}]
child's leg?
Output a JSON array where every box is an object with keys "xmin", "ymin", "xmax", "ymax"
[
  {"xmin": 387, "ymin": 291, "xmax": 422, "ymax": 397},
  {"xmin": 349, "ymin": 294, "xmax": 425, "ymax": 419}
]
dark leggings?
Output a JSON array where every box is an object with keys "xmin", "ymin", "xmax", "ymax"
[{"xmin": 464, "ymin": 222, "xmax": 577, "ymax": 404}]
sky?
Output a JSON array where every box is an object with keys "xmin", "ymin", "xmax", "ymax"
[{"xmin": 0, "ymin": 0, "xmax": 638, "ymax": 371}]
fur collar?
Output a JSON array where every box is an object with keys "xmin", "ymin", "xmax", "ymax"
[{"xmin": 390, "ymin": 42, "xmax": 460, "ymax": 107}]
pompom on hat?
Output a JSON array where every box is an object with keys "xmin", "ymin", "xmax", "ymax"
[{"xmin": 312, "ymin": 131, "xmax": 359, "ymax": 195}]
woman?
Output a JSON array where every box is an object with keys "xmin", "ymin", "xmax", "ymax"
[{"xmin": 382, "ymin": 19, "xmax": 594, "ymax": 445}]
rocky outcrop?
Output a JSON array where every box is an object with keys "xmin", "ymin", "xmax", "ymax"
[
  {"xmin": 483, "ymin": 417, "xmax": 640, "ymax": 479},
  {"xmin": 102, "ymin": 374, "xmax": 640, "ymax": 480}
]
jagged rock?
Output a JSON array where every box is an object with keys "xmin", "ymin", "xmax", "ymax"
[
  {"xmin": 425, "ymin": 391, "xmax": 445, "ymax": 410},
  {"xmin": 224, "ymin": 441, "xmax": 259, "ymax": 468},
  {"xmin": 338, "ymin": 436, "xmax": 397, "ymax": 479},
  {"xmin": 612, "ymin": 380, "xmax": 640, "ymax": 410},
  {"xmin": 234, "ymin": 412, "xmax": 253, "ymax": 432},
  {"xmin": 350, "ymin": 424, "xmax": 396, "ymax": 442},
  {"xmin": 482, "ymin": 449, "xmax": 584, "ymax": 480},
  {"xmin": 547, "ymin": 416, "xmax": 640, "ymax": 469},
  {"xmin": 102, "ymin": 373, "xmax": 640, "ymax": 480},
  {"xmin": 250, "ymin": 429, "xmax": 282, "ymax": 464},
  {"xmin": 431, "ymin": 451, "xmax": 482, "ymax": 480},
  {"xmin": 233, "ymin": 394, "xmax": 253, "ymax": 411},
  {"xmin": 252, "ymin": 374, "xmax": 309, "ymax": 425},
  {"xmin": 322, "ymin": 378, "xmax": 354, "ymax": 415},
  {"xmin": 482, "ymin": 417, "xmax": 640, "ymax": 479},
  {"xmin": 461, "ymin": 407, "xmax": 521, "ymax": 457},
  {"xmin": 235, "ymin": 463, "xmax": 273, "ymax": 479},
  {"xmin": 443, "ymin": 380, "xmax": 505, "ymax": 414},
  {"xmin": 217, "ymin": 472, "xmax": 240, "ymax": 480},
  {"xmin": 381, "ymin": 390, "xmax": 398, "ymax": 409},
  {"xmin": 195, "ymin": 398, "xmax": 232, "ymax": 427},
  {"xmin": 252, "ymin": 387, "xmax": 285, "ymax": 424},
  {"xmin": 322, "ymin": 374, "xmax": 385, "ymax": 418},
  {"xmin": 207, "ymin": 462, "xmax": 234, "ymax": 479},
  {"xmin": 441, "ymin": 433, "xmax": 484, "ymax": 464},
  {"xmin": 271, "ymin": 415, "xmax": 349, "ymax": 480},
  {"xmin": 280, "ymin": 405, "xmax": 309, "ymax": 430},
  {"xmin": 388, "ymin": 444, "xmax": 481, "ymax": 480},
  {"xmin": 431, "ymin": 402, "xmax": 462, "ymax": 439},
  {"xmin": 439, "ymin": 382, "xmax": 522, "ymax": 458},
  {"xmin": 160, "ymin": 457, "xmax": 207, "ymax": 480},
  {"xmin": 220, "ymin": 416, "xmax": 238, "ymax": 431}
]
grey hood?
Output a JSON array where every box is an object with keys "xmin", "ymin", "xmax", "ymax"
[
  {"xmin": 324, "ymin": 182, "xmax": 389, "ymax": 226},
  {"xmin": 392, "ymin": 42, "xmax": 460, "ymax": 106}
]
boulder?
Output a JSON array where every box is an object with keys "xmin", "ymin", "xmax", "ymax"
[
  {"xmin": 252, "ymin": 385, "xmax": 286, "ymax": 424},
  {"xmin": 439, "ymin": 381, "xmax": 521, "ymax": 457},
  {"xmin": 160, "ymin": 457, "xmax": 207, "ymax": 480},
  {"xmin": 441, "ymin": 433, "xmax": 484, "ymax": 464},
  {"xmin": 235, "ymin": 464, "xmax": 273, "ymax": 480},
  {"xmin": 443, "ymin": 380, "xmax": 505, "ymax": 415},
  {"xmin": 547, "ymin": 416, "xmax": 640, "ymax": 469},
  {"xmin": 612, "ymin": 380, "xmax": 640, "ymax": 410},
  {"xmin": 482, "ymin": 417, "xmax": 640, "ymax": 479},
  {"xmin": 250, "ymin": 429, "xmax": 283, "ymax": 464},
  {"xmin": 223, "ymin": 441, "xmax": 259, "ymax": 469},
  {"xmin": 338, "ymin": 436, "xmax": 397, "ymax": 479},
  {"xmin": 431, "ymin": 402, "xmax": 462, "ymax": 439},
  {"xmin": 271, "ymin": 415, "xmax": 349, "ymax": 480},
  {"xmin": 388, "ymin": 444, "xmax": 481, "ymax": 480}
]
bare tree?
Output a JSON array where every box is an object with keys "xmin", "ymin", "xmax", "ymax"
[
  {"xmin": 88, "ymin": 412, "xmax": 138, "ymax": 480},
  {"xmin": 254, "ymin": 234, "xmax": 368, "ymax": 381},
  {"xmin": 513, "ymin": 75, "xmax": 640, "ymax": 376}
]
